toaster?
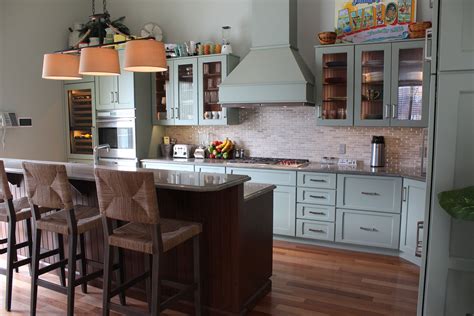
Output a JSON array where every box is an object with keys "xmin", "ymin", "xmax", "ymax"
[{"xmin": 173, "ymin": 144, "xmax": 195, "ymax": 159}]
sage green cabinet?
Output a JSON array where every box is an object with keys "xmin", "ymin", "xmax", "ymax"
[
  {"xmin": 438, "ymin": 0, "xmax": 474, "ymax": 72},
  {"xmin": 195, "ymin": 165, "xmax": 226, "ymax": 174},
  {"xmin": 96, "ymin": 50, "xmax": 135, "ymax": 110},
  {"xmin": 173, "ymin": 57, "xmax": 199, "ymax": 125},
  {"xmin": 141, "ymin": 162, "xmax": 195, "ymax": 172},
  {"xmin": 399, "ymin": 179, "xmax": 426, "ymax": 266},
  {"xmin": 315, "ymin": 44, "xmax": 354, "ymax": 126},
  {"xmin": 297, "ymin": 188, "xmax": 336, "ymax": 206},
  {"xmin": 297, "ymin": 172, "xmax": 337, "ymax": 189},
  {"xmin": 337, "ymin": 174, "xmax": 402, "ymax": 214},
  {"xmin": 296, "ymin": 219, "xmax": 335, "ymax": 241},
  {"xmin": 152, "ymin": 60, "xmax": 175, "ymax": 125},
  {"xmin": 335, "ymin": 208, "xmax": 401, "ymax": 249}
]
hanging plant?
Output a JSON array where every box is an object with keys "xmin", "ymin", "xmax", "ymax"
[
  {"xmin": 438, "ymin": 186, "xmax": 474, "ymax": 221},
  {"xmin": 79, "ymin": 16, "xmax": 130, "ymax": 42}
]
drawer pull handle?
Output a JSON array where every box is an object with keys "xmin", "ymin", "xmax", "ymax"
[
  {"xmin": 361, "ymin": 192, "xmax": 380, "ymax": 196},
  {"xmin": 310, "ymin": 179, "xmax": 327, "ymax": 183},
  {"xmin": 309, "ymin": 228, "xmax": 326, "ymax": 234},
  {"xmin": 360, "ymin": 227, "xmax": 378, "ymax": 232},
  {"xmin": 309, "ymin": 211, "xmax": 326, "ymax": 216},
  {"xmin": 309, "ymin": 195, "xmax": 326, "ymax": 199}
]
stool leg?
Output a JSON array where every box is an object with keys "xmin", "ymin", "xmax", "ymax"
[
  {"xmin": 151, "ymin": 254, "xmax": 160, "ymax": 316},
  {"xmin": 25, "ymin": 219, "xmax": 33, "ymax": 276},
  {"xmin": 5, "ymin": 218, "xmax": 16, "ymax": 311},
  {"xmin": 102, "ymin": 244, "xmax": 114, "ymax": 316},
  {"xmin": 79, "ymin": 234, "xmax": 87, "ymax": 294},
  {"xmin": 56, "ymin": 234, "xmax": 66, "ymax": 287},
  {"xmin": 193, "ymin": 236, "xmax": 202, "ymax": 316},
  {"xmin": 67, "ymin": 234, "xmax": 77, "ymax": 316},
  {"xmin": 30, "ymin": 229, "xmax": 42, "ymax": 316},
  {"xmin": 145, "ymin": 254, "xmax": 152, "ymax": 312},
  {"xmin": 116, "ymin": 247, "xmax": 126, "ymax": 305}
]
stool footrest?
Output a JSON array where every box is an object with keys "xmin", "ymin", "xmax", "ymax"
[
  {"xmin": 15, "ymin": 241, "xmax": 31, "ymax": 250},
  {"xmin": 159, "ymin": 281, "xmax": 196, "ymax": 312},
  {"xmin": 39, "ymin": 249, "xmax": 60, "ymax": 260},
  {"xmin": 0, "ymin": 238, "xmax": 7, "ymax": 244},
  {"xmin": 74, "ymin": 269, "xmax": 103, "ymax": 286},
  {"xmin": 37, "ymin": 279, "xmax": 68, "ymax": 295},
  {"xmin": 12, "ymin": 257, "xmax": 31, "ymax": 269},
  {"xmin": 109, "ymin": 302, "xmax": 146, "ymax": 316},
  {"xmin": 84, "ymin": 258, "xmax": 104, "ymax": 269},
  {"xmin": 110, "ymin": 271, "xmax": 150, "ymax": 298},
  {"xmin": 38, "ymin": 259, "xmax": 68, "ymax": 276}
]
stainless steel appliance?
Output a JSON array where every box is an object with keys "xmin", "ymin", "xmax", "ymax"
[
  {"xmin": 370, "ymin": 136, "xmax": 385, "ymax": 167},
  {"xmin": 96, "ymin": 109, "xmax": 137, "ymax": 160},
  {"xmin": 173, "ymin": 144, "xmax": 195, "ymax": 159}
]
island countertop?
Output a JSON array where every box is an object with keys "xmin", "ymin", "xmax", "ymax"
[{"xmin": 2, "ymin": 158, "xmax": 251, "ymax": 192}]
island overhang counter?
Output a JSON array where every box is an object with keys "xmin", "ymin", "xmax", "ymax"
[{"xmin": 1, "ymin": 159, "xmax": 275, "ymax": 315}]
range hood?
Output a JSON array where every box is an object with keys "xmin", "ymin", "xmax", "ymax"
[{"xmin": 219, "ymin": 0, "xmax": 315, "ymax": 108}]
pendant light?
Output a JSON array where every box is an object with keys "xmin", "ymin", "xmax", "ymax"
[
  {"xmin": 42, "ymin": 54, "xmax": 82, "ymax": 80},
  {"xmin": 79, "ymin": 47, "xmax": 120, "ymax": 76},
  {"xmin": 124, "ymin": 39, "xmax": 167, "ymax": 72}
]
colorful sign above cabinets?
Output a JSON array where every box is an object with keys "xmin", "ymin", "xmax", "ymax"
[{"xmin": 335, "ymin": 0, "xmax": 416, "ymax": 43}]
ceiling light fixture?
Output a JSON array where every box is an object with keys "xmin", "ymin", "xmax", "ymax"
[{"xmin": 42, "ymin": 0, "xmax": 166, "ymax": 80}]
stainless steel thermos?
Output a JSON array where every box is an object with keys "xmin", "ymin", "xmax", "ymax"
[{"xmin": 370, "ymin": 136, "xmax": 385, "ymax": 167}]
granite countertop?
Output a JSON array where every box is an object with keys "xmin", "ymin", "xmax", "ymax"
[
  {"xmin": 244, "ymin": 183, "xmax": 277, "ymax": 201},
  {"xmin": 2, "ymin": 158, "xmax": 250, "ymax": 192},
  {"xmin": 141, "ymin": 158, "xmax": 426, "ymax": 182}
]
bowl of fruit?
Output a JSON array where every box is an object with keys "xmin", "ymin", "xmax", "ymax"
[{"xmin": 208, "ymin": 138, "xmax": 234, "ymax": 159}]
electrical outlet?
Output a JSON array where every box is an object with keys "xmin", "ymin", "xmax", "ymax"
[{"xmin": 339, "ymin": 144, "xmax": 346, "ymax": 155}]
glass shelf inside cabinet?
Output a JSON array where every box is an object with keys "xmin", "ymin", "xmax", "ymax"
[
  {"xmin": 322, "ymin": 53, "xmax": 348, "ymax": 120},
  {"xmin": 396, "ymin": 48, "xmax": 424, "ymax": 121},
  {"xmin": 68, "ymin": 89, "xmax": 93, "ymax": 155},
  {"xmin": 202, "ymin": 61, "xmax": 223, "ymax": 121},
  {"xmin": 360, "ymin": 50, "xmax": 385, "ymax": 120},
  {"xmin": 155, "ymin": 66, "xmax": 171, "ymax": 121}
]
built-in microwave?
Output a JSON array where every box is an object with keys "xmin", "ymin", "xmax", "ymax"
[{"xmin": 96, "ymin": 110, "xmax": 137, "ymax": 159}]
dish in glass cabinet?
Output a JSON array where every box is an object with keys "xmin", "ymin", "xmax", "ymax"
[{"xmin": 325, "ymin": 61, "xmax": 347, "ymax": 68}]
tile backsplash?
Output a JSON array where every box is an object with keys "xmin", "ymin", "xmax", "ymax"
[{"xmin": 165, "ymin": 107, "xmax": 425, "ymax": 169}]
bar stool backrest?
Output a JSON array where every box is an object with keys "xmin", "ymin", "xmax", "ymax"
[
  {"xmin": 22, "ymin": 162, "xmax": 73, "ymax": 210},
  {"xmin": 0, "ymin": 161, "xmax": 13, "ymax": 201},
  {"xmin": 94, "ymin": 168, "xmax": 160, "ymax": 225}
]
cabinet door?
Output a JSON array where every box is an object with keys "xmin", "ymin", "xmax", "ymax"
[
  {"xmin": 152, "ymin": 60, "xmax": 175, "ymax": 125},
  {"xmin": 315, "ymin": 45, "xmax": 354, "ymax": 126},
  {"xmin": 390, "ymin": 40, "xmax": 430, "ymax": 127},
  {"xmin": 354, "ymin": 43, "xmax": 391, "ymax": 127},
  {"xmin": 115, "ymin": 50, "xmax": 135, "ymax": 109},
  {"xmin": 438, "ymin": 0, "xmax": 474, "ymax": 71},
  {"xmin": 142, "ymin": 162, "xmax": 195, "ymax": 172},
  {"xmin": 400, "ymin": 179, "xmax": 426, "ymax": 265},
  {"xmin": 96, "ymin": 76, "xmax": 116, "ymax": 111},
  {"xmin": 273, "ymin": 185, "xmax": 296, "ymax": 236},
  {"xmin": 198, "ymin": 55, "xmax": 228, "ymax": 125},
  {"xmin": 174, "ymin": 58, "xmax": 198, "ymax": 125},
  {"xmin": 195, "ymin": 165, "xmax": 226, "ymax": 174}
]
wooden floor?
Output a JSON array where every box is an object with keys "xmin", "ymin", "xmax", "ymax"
[{"xmin": 0, "ymin": 240, "xmax": 419, "ymax": 316}]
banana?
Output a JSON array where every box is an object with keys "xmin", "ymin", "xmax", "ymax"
[
  {"xmin": 217, "ymin": 138, "xmax": 228, "ymax": 150},
  {"xmin": 222, "ymin": 140, "xmax": 233, "ymax": 153}
]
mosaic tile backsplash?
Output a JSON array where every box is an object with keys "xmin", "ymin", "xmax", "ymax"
[{"xmin": 165, "ymin": 107, "xmax": 425, "ymax": 169}]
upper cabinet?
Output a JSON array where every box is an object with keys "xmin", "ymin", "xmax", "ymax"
[
  {"xmin": 152, "ymin": 54, "xmax": 240, "ymax": 126},
  {"xmin": 315, "ymin": 39, "xmax": 430, "ymax": 128},
  {"xmin": 315, "ymin": 45, "xmax": 354, "ymax": 126},
  {"xmin": 96, "ymin": 50, "xmax": 135, "ymax": 111},
  {"xmin": 438, "ymin": 0, "xmax": 474, "ymax": 72}
]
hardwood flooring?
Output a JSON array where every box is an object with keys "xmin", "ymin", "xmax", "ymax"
[{"xmin": 0, "ymin": 241, "xmax": 419, "ymax": 316}]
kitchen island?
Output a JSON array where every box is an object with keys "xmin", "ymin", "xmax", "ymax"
[{"xmin": 1, "ymin": 159, "xmax": 275, "ymax": 315}]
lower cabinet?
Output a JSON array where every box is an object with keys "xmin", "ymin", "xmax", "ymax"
[
  {"xmin": 273, "ymin": 186, "xmax": 297, "ymax": 237},
  {"xmin": 141, "ymin": 162, "xmax": 195, "ymax": 172},
  {"xmin": 399, "ymin": 179, "xmax": 426, "ymax": 265},
  {"xmin": 195, "ymin": 165, "xmax": 226, "ymax": 174},
  {"xmin": 335, "ymin": 209, "xmax": 401, "ymax": 249},
  {"xmin": 296, "ymin": 219, "xmax": 335, "ymax": 241}
]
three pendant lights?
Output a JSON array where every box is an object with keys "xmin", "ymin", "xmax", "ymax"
[{"xmin": 42, "ymin": 39, "xmax": 167, "ymax": 80}]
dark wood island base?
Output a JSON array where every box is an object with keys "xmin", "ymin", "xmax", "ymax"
[{"xmin": 2, "ymin": 160, "xmax": 275, "ymax": 315}]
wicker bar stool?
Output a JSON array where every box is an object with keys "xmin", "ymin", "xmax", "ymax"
[
  {"xmin": 94, "ymin": 168, "xmax": 202, "ymax": 316},
  {"xmin": 0, "ymin": 161, "xmax": 49, "ymax": 311},
  {"xmin": 22, "ymin": 162, "xmax": 117, "ymax": 316}
]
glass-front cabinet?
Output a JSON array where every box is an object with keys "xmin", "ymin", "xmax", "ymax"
[
  {"xmin": 64, "ymin": 82, "xmax": 96, "ymax": 159},
  {"xmin": 316, "ymin": 39, "xmax": 429, "ymax": 128},
  {"xmin": 354, "ymin": 43, "xmax": 392, "ymax": 126},
  {"xmin": 390, "ymin": 41, "xmax": 429, "ymax": 127},
  {"xmin": 315, "ymin": 45, "xmax": 354, "ymax": 126},
  {"xmin": 152, "ymin": 60, "xmax": 174, "ymax": 125},
  {"xmin": 174, "ymin": 58, "xmax": 198, "ymax": 125}
]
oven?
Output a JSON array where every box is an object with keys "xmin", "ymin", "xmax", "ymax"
[{"xmin": 96, "ymin": 110, "xmax": 136, "ymax": 159}]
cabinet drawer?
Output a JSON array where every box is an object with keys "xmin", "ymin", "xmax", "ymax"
[
  {"xmin": 297, "ymin": 204, "xmax": 335, "ymax": 222},
  {"xmin": 142, "ymin": 162, "xmax": 195, "ymax": 172},
  {"xmin": 336, "ymin": 209, "xmax": 400, "ymax": 249},
  {"xmin": 226, "ymin": 168, "xmax": 296, "ymax": 186},
  {"xmin": 297, "ymin": 188, "xmax": 336, "ymax": 206},
  {"xmin": 195, "ymin": 165, "xmax": 226, "ymax": 174},
  {"xmin": 297, "ymin": 172, "xmax": 336, "ymax": 189},
  {"xmin": 337, "ymin": 174, "xmax": 402, "ymax": 213},
  {"xmin": 296, "ymin": 220, "xmax": 335, "ymax": 241}
]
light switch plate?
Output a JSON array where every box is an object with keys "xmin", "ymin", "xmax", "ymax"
[{"xmin": 339, "ymin": 144, "xmax": 346, "ymax": 154}]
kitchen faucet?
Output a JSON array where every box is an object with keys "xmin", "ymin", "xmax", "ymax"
[{"xmin": 93, "ymin": 144, "xmax": 111, "ymax": 165}]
